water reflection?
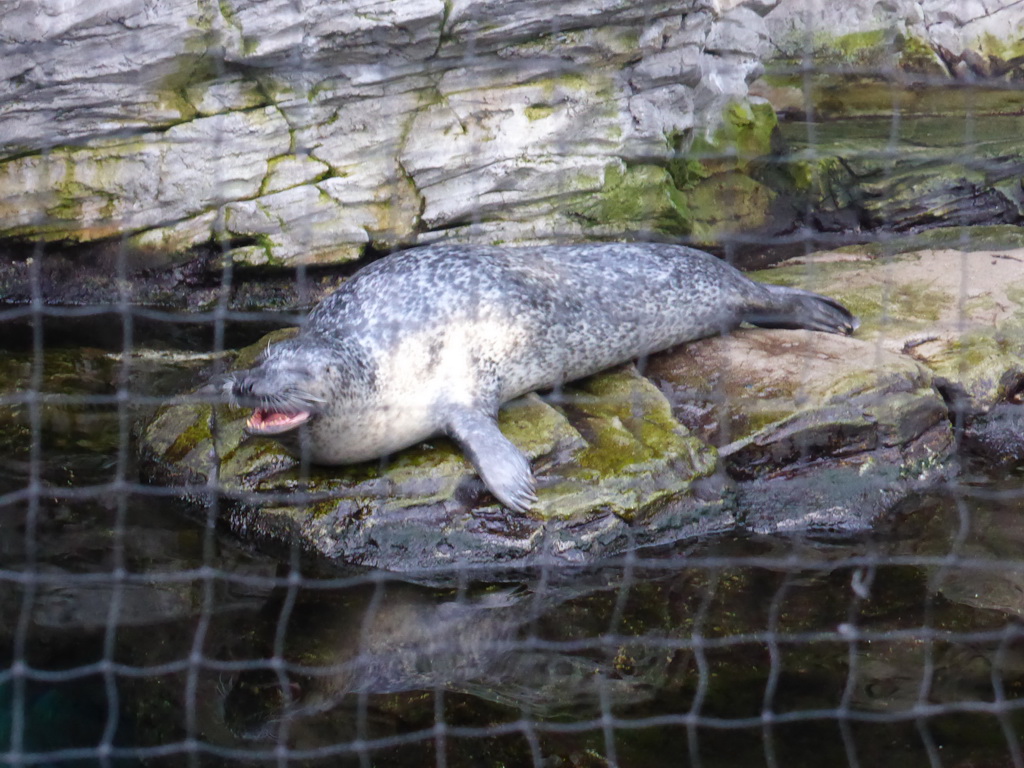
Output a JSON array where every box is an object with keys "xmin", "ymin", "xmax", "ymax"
[
  {"xmin": 0, "ymin": 677, "xmax": 141, "ymax": 767},
  {"xmin": 4, "ymin": 493, "xmax": 1024, "ymax": 766}
]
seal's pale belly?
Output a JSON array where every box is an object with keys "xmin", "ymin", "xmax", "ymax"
[
  {"xmin": 305, "ymin": 317, "xmax": 526, "ymax": 463},
  {"xmin": 229, "ymin": 242, "xmax": 857, "ymax": 511}
]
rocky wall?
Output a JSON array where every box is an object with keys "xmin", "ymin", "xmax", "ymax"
[
  {"xmin": 0, "ymin": 0, "xmax": 771, "ymax": 267},
  {"xmin": 4, "ymin": 0, "xmax": 1024, "ymax": 277},
  {"xmin": 763, "ymin": 0, "xmax": 1024, "ymax": 77}
]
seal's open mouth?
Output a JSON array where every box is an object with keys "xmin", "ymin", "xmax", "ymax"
[{"xmin": 246, "ymin": 408, "xmax": 312, "ymax": 435}]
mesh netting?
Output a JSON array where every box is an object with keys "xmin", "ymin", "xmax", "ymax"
[{"xmin": 3, "ymin": 1, "xmax": 1024, "ymax": 766}]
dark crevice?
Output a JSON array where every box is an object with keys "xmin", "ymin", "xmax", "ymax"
[{"xmin": 0, "ymin": 234, "xmax": 413, "ymax": 352}]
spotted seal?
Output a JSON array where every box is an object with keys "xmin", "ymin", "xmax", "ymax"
[{"xmin": 227, "ymin": 242, "xmax": 857, "ymax": 512}]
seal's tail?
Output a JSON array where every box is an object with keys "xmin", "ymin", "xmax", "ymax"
[{"xmin": 745, "ymin": 284, "xmax": 859, "ymax": 336}]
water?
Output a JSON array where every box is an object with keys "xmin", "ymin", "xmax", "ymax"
[{"xmin": 2, "ymin": 312, "xmax": 1024, "ymax": 767}]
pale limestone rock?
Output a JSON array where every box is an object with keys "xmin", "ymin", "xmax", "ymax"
[
  {"xmin": 0, "ymin": 0, "xmax": 202, "ymax": 147},
  {"xmin": 0, "ymin": 107, "xmax": 290, "ymax": 242},
  {"xmin": 262, "ymin": 154, "xmax": 331, "ymax": 196},
  {"xmin": 0, "ymin": 0, "xmax": 782, "ymax": 264},
  {"xmin": 222, "ymin": 185, "xmax": 368, "ymax": 265},
  {"xmin": 128, "ymin": 211, "xmax": 220, "ymax": 258},
  {"xmin": 706, "ymin": 6, "xmax": 769, "ymax": 57},
  {"xmin": 627, "ymin": 85, "xmax": 696, "ymax": 145},
  {"xmin": 763, "ymin": 0, "xmax": 1024, "ymax": 63},
  {"xmin": 5, "ymin": 0, "xmax": 1023, "ymax": 267},
  {"xmin": 189, "ymin": 79, "xmax": 269, "ymax": 117}
]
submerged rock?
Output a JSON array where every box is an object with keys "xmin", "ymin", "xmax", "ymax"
[{"xmin": 137, "ymin": 246, "xmax": 1024, "ymax": 571}]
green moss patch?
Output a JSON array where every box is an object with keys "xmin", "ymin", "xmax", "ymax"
[
  {"xmin": 667, "ymin": 100, "xmax": 783, "ymax": 245},
  {"xmin": 572, "ymin": 162, "xmax": 692, "ymax": 235},
  {"xmin": 689, "ymin": 101, "xmax": 779, "ymax": 166},
  {"xmin": 524, "ymin": 104, "xmax": 555, "ymax": 121}
]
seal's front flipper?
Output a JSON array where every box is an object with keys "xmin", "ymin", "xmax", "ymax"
[{"xmin": 446, "ymin": 407, "xmax": 538, "ymax": 513}]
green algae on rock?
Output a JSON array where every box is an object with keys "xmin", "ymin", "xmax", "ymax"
[
  {"xmin": 766, "ymin": 98, "xmax": 1024, "ymax": 240},
  {"xmin": 140, "ymin": 347, "xmax": 730, "ymax": 570},
  {"xmin": 758, "ymin": 248, "xmax": 1024, "ymax": 467},
  {"xmin": 755, "ymin": 249, "xmax": 1024, "ymax": 408}
]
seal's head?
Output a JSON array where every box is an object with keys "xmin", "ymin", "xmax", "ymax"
[{"xmin": 225, "ymin": 337, "xmax": 331, "ymax": 438}]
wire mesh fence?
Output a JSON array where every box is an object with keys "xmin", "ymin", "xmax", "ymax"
[{"xmin": 3, "ymin": 0, "xmax": 1024, "ymax": 766}]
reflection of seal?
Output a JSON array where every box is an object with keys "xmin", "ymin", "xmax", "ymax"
[{"xmin": 228, "ymin": 243, "xmax": 857, "ymax": 511}]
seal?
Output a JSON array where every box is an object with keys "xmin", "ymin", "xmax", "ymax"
[{"xmin": 227, "ymin": 242, "xmax": 857, "ymax": 512}]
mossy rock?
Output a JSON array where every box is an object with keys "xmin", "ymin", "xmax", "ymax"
[
  {"xmin": 670, "ymin": 100, "xmax": 784, "ymax": 245},
  {"xmin": 140, "ymin": 346, "xmax": 730, "ymax": 570},
  {"xmin": 681, "ymin": 171, "xmax": 776, "ymax": 243},
  {"xmin": 755, "ymin": 249, "xmax": 1024, "ymax": 410},
  {"xmin": 136, "ymin": 251, "xmax": 1008, "ymax": 570},
  {"xmin": 571, "ymin": 161, "xmax": 692, "ymax": 235}
]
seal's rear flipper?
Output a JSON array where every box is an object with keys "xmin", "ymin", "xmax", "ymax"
[
  {"xmin": 746, "ymin": 284, "xmax": 859, "ymax": 336},
  {"xmin": 446, "ymin": 406, "xmax": 538, "ymax": 513}
]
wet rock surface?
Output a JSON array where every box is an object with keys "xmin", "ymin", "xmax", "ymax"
[
  {"xmin": 141, "ymin": 364, "xmax": 727, "ymax": 570},
  {"xmin": 137, "ymin": 246, "xmax": 1024, "ymax": 571}
]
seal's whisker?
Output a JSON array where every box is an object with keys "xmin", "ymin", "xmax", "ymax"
[{"xmin": 288, "ymin": 390, "xmax": 327, "ymax": 406}]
